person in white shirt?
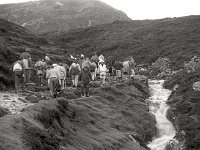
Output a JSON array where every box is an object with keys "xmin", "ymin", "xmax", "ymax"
[
  {"xmin": 99, "ymin": 60, "xmax": 107, "ymax": 85},
  {"xmin": 13, "ymin": 60, "xmax": 25, "ymax": 93},
  {"xmin": 56, "ymin": 63, "xmax": 66, "ymax": 90},
  {"xmin": 46, "ymin": 64, "xmax": 61, "ymax": 98}
]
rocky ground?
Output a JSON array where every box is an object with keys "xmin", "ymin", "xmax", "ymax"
[
  {"xmin": 0, "ymin": 78, "xmax": 156, "ymax": 150},
  {"xmin": 164, "ymin": 70, "xmax": 200, "ymax": 150},
  {"xmin": 0, "ymin": 92, "xmax": 34, "ymax": 115}
]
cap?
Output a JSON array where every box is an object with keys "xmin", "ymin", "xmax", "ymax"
[{"xmin": 52, "ymin": 64, "xmax": 58, "ymax": 67}]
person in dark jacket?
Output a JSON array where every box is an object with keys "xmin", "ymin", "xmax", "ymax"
[
  {"xmin": 20, "ymin": 48, "xmax": 32, "ymax": 83},
  {"xmin": 114, "ymin": 61, "xmax": 123, "ymax": 78},
  {"xmin": 79, "ymin": 66, "xmax": 92, "ymax": 97}
]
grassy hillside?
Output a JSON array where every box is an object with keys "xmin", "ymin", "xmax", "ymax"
[
  {"xmin": 51, "ymin": 15, "xmax": 200, "ymax": 69},
  {"xmin": 1, "ymin": 15, "xmax": 200, "ymax": 89},
  {"xmin": 0, "ymin": 19, "xmax": 68, "ymax": 90},
  {"xmin": 0, "ymin": 80, "xmax": 156, "ymax": 150}
]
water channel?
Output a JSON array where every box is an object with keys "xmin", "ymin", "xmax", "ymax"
[{"xmin": 147, "ymin": 80, "xmax": 176, "ymax": 150}]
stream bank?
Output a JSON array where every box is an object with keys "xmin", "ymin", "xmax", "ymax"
[
  {"xmin": 164, "ymin": 70, "xmax": 200, "ymax": 150},
  {"xmin": 0, "ymin": 79, "xmax": 156, "ymax": 150}
]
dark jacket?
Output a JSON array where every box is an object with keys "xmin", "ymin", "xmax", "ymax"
[
  {"xmin": 114, "ymin": 62, "xmax": 123, "ymax": 70},
  {"xmin": 20, "ymin": 52, "xmax": 31, "ymax": 59},
  {"xmin": 79, "ymin": 67, "xmax": 92, "ymax": 84}
]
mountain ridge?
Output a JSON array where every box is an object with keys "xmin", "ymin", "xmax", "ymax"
[{"xmin": 0, "ymin": 0, "xmax": 131, "ymax": 34}]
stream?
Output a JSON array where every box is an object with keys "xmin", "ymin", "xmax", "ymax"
[
  {"xmin": 0, "ymin": 92, "xmax": 33, "ymax": 114},
  {"xmin": 147, "ymin": 80, "xmax": 176, "ymax": 150}
]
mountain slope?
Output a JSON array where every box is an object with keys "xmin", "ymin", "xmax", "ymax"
[
  {"xmin": 0, "ymin": 19, "xmax": 68, "ymax": 90},
  {"xmin": 51, "ymin": 15, "xmax": 200, "ymax": 69},
  {"xmin": 0, "ymin": 0, "xmax": 130, "ymax": 34}
]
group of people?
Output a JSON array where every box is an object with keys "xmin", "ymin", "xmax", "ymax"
[{"xmin": 13, "ymin": 49, "xmax": 136, "ymax": 98}]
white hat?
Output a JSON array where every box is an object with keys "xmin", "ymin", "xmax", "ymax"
[
  {"xmin": 45, "ymin": 56, "xmax": 50, "ymax": 61},
  {"xmin": 99, "ymin": 59, "xmax": 104, "ymax": 63},
  {"xmin": 52, "ymin": 64, "xmax": 58, "ymax": 67}
]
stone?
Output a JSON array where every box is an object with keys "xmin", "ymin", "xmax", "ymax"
[
  {"xmin": 89, "ymin": 81, "xmax": 101, "ymax": 88},
  {"xmin": 26, "ymin": 83, "xmax": 36, "ymax": 92},
  {"xmin": 0, "ymin": 106, "xmax": 10, "ymax": 117},
  {"xmin": 25, "ymin": 95, "xmax": 39, "ymax": 103},
  {"xmin": 18, "ymin": 98, "xmax": 28, "ymax": 103},
  {"xmin": 192, "ymin": 81, "xmax": 200, "ymax": 91},
  {"xmin": 59, "ymin": 90, "xmax": 78, "ymax": 99}
]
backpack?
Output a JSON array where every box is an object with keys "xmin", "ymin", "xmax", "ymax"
[
  {"xmin": 70, "ymin": 66, "xmax": 80, "ymax": 75},
  {"xmin": 90, "ymin": 63, "xmax": 97, "ymax": 72},
  {"xmin": 23, "ymin": 59, "xmax": 29, "ymax": 69},
  {"xmin": 13, "ymin": 62, "xmax": 22, "ymax": 71}
]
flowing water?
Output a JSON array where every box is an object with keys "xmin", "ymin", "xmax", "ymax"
[
  {"xmin": 0, "ymin": 92, "xmax": 33, "ymax": 114},
  {"xmin": 147, "ymin": 80, "xmax": 176, "ymax": 150}
]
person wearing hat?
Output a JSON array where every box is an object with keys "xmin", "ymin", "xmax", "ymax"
[
  {"xmin": 79, "ymin": 65, "xmax": 92, "ymax": 97},
  {"xmin": 99, "ymin": 60, "xmax": 107, "ymax": 85},
  {"xmin": 46, "ymin": 64, "xmax": 61, "ymax": 98},
  {"xmin": 20, "ymin": 48, "xmax": 32, "ymax": 83}
]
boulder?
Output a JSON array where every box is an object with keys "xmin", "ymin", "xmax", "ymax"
[
  {"xmin": 0, "ymin": 106, "xmax": 10, "ymax": 117},
  {"xmin": 165, "ymin": 139, "xmax": 180, "ymax": 150},
  {"xmin": 26, "ymin": 83, "xmax": 36, "ymax": 92},
  {"xmin": 59, "ymin": 90, "xmax": 78, "ymax": 99},
  {"xmin": 89, "ymin": 81, "xmax": 101, "ymax": 88},
  {"xmin": 183, "ymin": 56, "xmax": 200, "ymax": 73},
  {"xmin": 152, "ymin": 57, "xmax": 171, "ymax": 72},
  {"xmin": 25, "ymin": 95, "xmax": 39, "ymax": 103},
  {"xmin": 192, "ymin": 81, "xmax": 200, "ymax": 91}
]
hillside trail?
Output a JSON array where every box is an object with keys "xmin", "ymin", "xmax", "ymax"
[
  {"xmin": 147, "ymin": 80, "xmax": 176, "ymax": 150},
  {"xmin": 0, "ymin": 92, "xmax": 34, "ymax": 114},
  {"xmin": 0, "ymin": 76, "xmax": 133, "ymax": 115}
]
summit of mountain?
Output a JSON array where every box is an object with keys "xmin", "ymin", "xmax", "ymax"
[{"xmin": 0, "ymin": 0, "xmax": 131, "ymax": 34}]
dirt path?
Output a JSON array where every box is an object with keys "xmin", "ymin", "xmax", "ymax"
[{"xmin": 0, "ymin": 92, "xmax": 34, "ymax": 114}]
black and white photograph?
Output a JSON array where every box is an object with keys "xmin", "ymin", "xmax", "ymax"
[{"xmin": 0, "ymin": 0, "xmax": 200, "ymax": 149}]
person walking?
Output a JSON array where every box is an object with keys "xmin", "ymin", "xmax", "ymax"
[
  {"xmin": 129, "ymin": 57, "xmax": 136, "ymax": 77},
  {"xmin": 69, "ymin": 59, "xmax": 81, "ymax": 88},
  {"xmin": 90, "ymin": 61, "xmax": 97, "ymax": 81},
  {"xmin": 114, "ymin": 60, "xmax": 123, "ymax": 78},
  {"xmin": 20, "ymin": 48, "xmax": 32, "ymax": 83},
  {"xmin": 46, "ymin": 64, "xmax": 61, "ymax": 98},
  {"xmin": 122, "ymin": 58, "xmax": 131, "ymax": 78},
  {"xmin": 99, "ymin": 60, "xmax": 107, "ymax": 85},
  {"xmin": 78, "ymin": 56, "xmax": 85, "ymax": 69},
  {"xmin": 91, "ymin": 53, "xmax": 99, "ymax": 79},
  {"xmin": 56, "ymin": 63, "xmax": 66, "ymax": 90},
  {"xmin": 79, "ymin": 66, "xmax": 92, "ymax": 97},
  {"xmin": 13, "ymin": 60, "xmax": 25, "ymax": 93},
  {"xmin": 35, "ymin": 59, "xmax": 43, "ymax": 86}
]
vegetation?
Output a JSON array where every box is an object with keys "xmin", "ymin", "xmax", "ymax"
[
  {"xmin": 0, "ymin": 80, "xmax": 155, "ymax": 150},
  {"xmin": 50, "ymin": 15, "xmax": 200, "ymax": 70},
  {"xmin": 0, "ymin": 19, "xmax": 69, "ymax": 89}
]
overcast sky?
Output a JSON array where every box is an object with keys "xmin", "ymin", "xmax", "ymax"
[{"xmin": 0, "ymin": 0, "xmax": 200, "ymax": 20}]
